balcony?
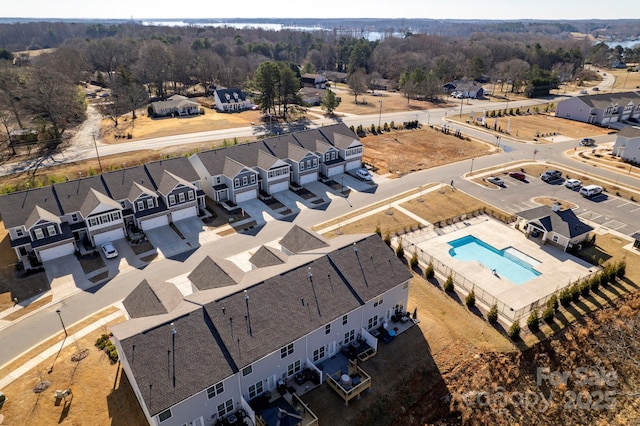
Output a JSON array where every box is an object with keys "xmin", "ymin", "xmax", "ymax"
[{"xmin": 325, "ymin": 365, "xmax": 372, "ymax": 406}]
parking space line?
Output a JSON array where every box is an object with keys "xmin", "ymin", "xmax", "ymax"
[
  {"xmin": 631, "ymin": 207, "xmax": 640, "ymax": 213},
  {"xmin": 603, "ymin": 220, "xmax": 627, "ymax": 231},
  {"xmin": 616, "ymin": 202, "xmax": 630, "ymax": 208}
]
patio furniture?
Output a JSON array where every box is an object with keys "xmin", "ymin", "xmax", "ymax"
[{"xmin": 295, "ymin": 372, "xmax": 306, "ymax": 385}]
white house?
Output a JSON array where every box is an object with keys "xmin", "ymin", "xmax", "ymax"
[
  {"xmin": 214, "ymin": 88, "xmax": 251, "ymax": 112},
  {"xmin": 111, "ymin": 227, "xmax": 412, "ymax": 426},
  {"xmin": 555, "ymin": 92, "xmax": 640, "ymax": 126},
  {"xmin": 150, "ymin": 95, "xmax": 200, "ymax": 117},
  {"xmin": 612, "ymin": 126, "xmax": 640, "ymax": 164}
]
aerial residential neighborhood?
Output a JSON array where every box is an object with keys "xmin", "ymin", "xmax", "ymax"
[{"xmin": 1, "ymin": 8, "xmax": 640, "ymax": 426}]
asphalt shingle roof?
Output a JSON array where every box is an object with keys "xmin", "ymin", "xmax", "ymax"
[
  {"xmin": 188, "ymin": 256, "xmax": 244, "ymax": 290},
  {"xmin": 0, "ymin": 186, "xmax": 61, "ymax": 229},
  {"xmin": 53, "ymin": 176, "xmax": 110, "ymax": 215},
  {"xmin": 145, "ymin": 157, "xmax": 200, "ymax": 188},
  {"xmin": 123, "ymin": 279, "xmax": 184, "ymax": 319},
  {"xmin": 517, "ymin": 206, "xmax": 593, "ymax": 238},
  {"xmin": 279, "ymin": 225, "xmax": 329, "ymax": 253},
  {"xmin": 100, "ymin": 166, "xmax": 153, "ymax": 201},
  {"xmin": 249, "ymin": 245, "xmax": 288, "ymax": 268},
  {"xmin": 578, "ymin": 91, "xmax": 640, "ymax": 109}
]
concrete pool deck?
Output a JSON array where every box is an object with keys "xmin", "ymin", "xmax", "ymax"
[{"xmin": 404, "ymin": 217, "xmax": 596, "ymax": 315}]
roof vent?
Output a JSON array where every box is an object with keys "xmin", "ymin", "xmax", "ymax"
[{"xmin": 552, "ymin": 202, "xmax": 560, "ymax": 212}]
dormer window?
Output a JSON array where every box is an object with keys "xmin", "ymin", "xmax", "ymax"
[
  {"xmin": 34, "ymin": 228, "xmax": 44, "ymax": 239},
  {"xmin": 47, "ymin": 225, "xmax": 57, "ymax": 236},
  {"xmin": 137, "ymin": 200, "xmax": 145, "ymax": 210},
  {"xmin": 188, "ymin": 191, "xmax": 195, "ymax": 201},
  {"xmin": 178, "ymin": 192, "xmax": 186, "ymax": 203},
  {"xmin": 169, "ymin": 195, "xmax": 176, "ymax": 205},
  {"xmin": 225, "ymin": 93, "xmax": 231, "ymax": 101},
  {"xmin": 146, "ymin": 199, "xmax": 154, "ymax": 209}
]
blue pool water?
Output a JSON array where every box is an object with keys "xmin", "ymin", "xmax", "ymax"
[{"xmin": 448, "ymin": 235, "xmax": 541, "ymax": 285}]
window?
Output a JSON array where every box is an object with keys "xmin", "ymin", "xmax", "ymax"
[
  {"xmin": 47, "ymin": 225, "xmax": 57, "ymax": 236},
  {"xmin": 188, "ymin": 191, "xmax": 195, "ymax": 201},
  {"xmin": 248, "ymin": 380, "xmax": 264, "ymax": 399},
  {"xmin": 71, "ymin": 213, "xmax": 78, "ymax": 222},
  {"xmin": 169, "ymin": 195, "xmax": 176, "ymax": 206},
  {"xmin": 287, "ymin": 360, "xmax": 301, "ymax": 377},
  {"xmin": 16, "ymin": 228, "xmax": 24, "ymax": 237},
  {"xmin": 158, "ymin": 409, "xmax": 172, "ymax": 422},
  {"xmin": 325, "ymin": 324, "xmax": 331, "ymax": 335},
  {"xmin": 313, "ymin": 346, "xmax": 326, "ymax": 362},
  {"xmin": 403, "ymin": 282, "xmax": 409, "ymax": 290},
  {"xmin": 242, "ymin": 176, "xmax": 248, "ymax": 185},
  {"xmin": 300, "ymin": 162, "xmax": 305, "ymax": 171},
  {"xmin": 137, "ymin": 200, "xmax": 145, "ymax": 210},
  {"xmin": 374, "ymin": 295, "xmax": 384, "ymax": 307},
  {"xmin": 306, "ymin": 160, "xmax": 311, "ymax": 169},
  {"xmin": 552, "ymin": 235, "xmax": 559, "ymax": 243},
  {"xmin": 342, "ymin": 315, "xmax": 348, "ymax": 325},
  {"xmin": 280, "ymin": 343, "xmax": 294, "ymax": 358},
  {"xmin": 368, "ymin": 315, "xmax": 379, "ymax": 330},
  {"xmin": 312, "ymin": 158, "xmax": 318, "ymax": 167},
  {"xmin": 217, "ymin": 399, "xmax": 233, "ymax": 418},
  {"xmin": 34, "ymin": 228, "xmax": 44, "ymax": 240},
  {"xmin": 344, "ymin": 329, "xmax": 355, "ymax": 345},
  {"xmin": 178, "ymin": 192, "xmax": 186, "ymax": 203},
  {"xmin": 146, "ymin": 199, "xmax": 154, "ymax": 209},
  {"xmin": 207, "ymin": 381, "xmax": 224, "ymax": 399},
  {"xmin": 250, "ymin": 175, "xmax": 256, "ymax": 184},
  {"xmin": 234, "ymin": 178, "xmax": 240, "ymax": 188},
  {"xmin": 88, "ymin": 218, "xmax": 98, "ymax": 227},
  {"xmin": 242, "ymin": 365, "xmax": 252, "ymax": 377}
]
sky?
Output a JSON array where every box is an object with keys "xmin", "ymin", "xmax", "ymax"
[{"xmin": 3, "ymin": 0, "xmax": 640, "ymax": 21}]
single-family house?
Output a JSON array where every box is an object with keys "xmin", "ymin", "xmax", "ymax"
[
  {"xmin": 515, "ymin": 203, "xmax": 593, "ymax": 251},
  {"xmin": 612, "ymin": 126, "xmax": 640, "ymax": 164},
  {"xmin": 150, "ymin": 95, "xmax": 200, "ymax": 118},
  {"xmin": 301, "ymin": 73, "xmax": 327, "ymax": 89},
  {"xmin": 110, "ymin": 227, "xmax": 412, "ymax": 426},
  {"xmin": 214, "ymin": 88, "xmax": 251, "ymax": 112},
  {"xmin": 555, "ymin": 91, "xmax": 640, "ymax": 126},
  {"xmin": 319, "ymin": 70, "xmax": 347, "ymax": 84},
  {"xmin": 299, "ymin": 87, "xmax": 324, "ymax": 106},
  {"xmin": 444, "ymin": 80, "xmax": 485, "ymax": 98}
]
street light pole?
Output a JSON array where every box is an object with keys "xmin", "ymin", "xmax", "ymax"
[
  {"xmin": 56, "ymin": 309, "xmax": 67, "ymax": 337},
  {"xmin": 469, "ymin": 158, "xmax": 474, "ymax": 176},
  {"xmin": 378, "ymin": 100, "xmax": 383, "ymax": 128},
  {"xmin": 91, "ymin": 131, "xmax": 103, "ymax": 174}
]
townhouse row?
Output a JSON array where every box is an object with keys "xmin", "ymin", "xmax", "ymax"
[{"xmin": 0, "ymin": 123, "xmax": 363, "ymax": 268}]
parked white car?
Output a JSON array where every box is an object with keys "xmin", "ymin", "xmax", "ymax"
[
  {"xmin": 101, "ymin": 242, "xmax": 118, "ymax": 259},
  {"xmin": 579, "ymin": 185, "xmax": 603, "ymax": 198},
  {"xmin": 355, "ymin": 168, "xmax": 372, "ymax": 181},
  {"xmin": 565, "ymin": 179, "xmax": 581, "ymax": 189}
]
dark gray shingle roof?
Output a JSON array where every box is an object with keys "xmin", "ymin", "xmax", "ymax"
[
  {"xmin": 188, "ymin": 256, "xmax": 244, "ymax": 290},
  {"xmin": 517, "ymin": 206, "xmax": 593, "ymax": 238},
  {"xmin": 279, "ymin": 225, "xmax": 329, "ymax": 253},
  {"xmin": 123, "ymin": 279, "xmax": 184, "ymax": 318},
  {"xmin": 249, "ymin": 245, "xmax": 288, "ymax": 268},
  {"xmin": 0, "ymin": 186, "xmax": 61, "ymax": 229}
]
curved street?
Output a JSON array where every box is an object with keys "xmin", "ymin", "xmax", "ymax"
[{"xmin": 1, "ymin": 76, "xmax": 638, "ymax": 367}]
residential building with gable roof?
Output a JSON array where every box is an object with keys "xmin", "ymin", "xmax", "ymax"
[
  {"xmin": 111, "ymin": 227, "xmax": 412, "ymax": 426},
  {"xmin": 555, "ymin": 91, "xmax": 640, "ymax": 126}
]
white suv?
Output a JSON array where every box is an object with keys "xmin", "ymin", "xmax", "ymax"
[{"xmin": 355, "ymin": 169, "xmax": 372, "ymax": 181}]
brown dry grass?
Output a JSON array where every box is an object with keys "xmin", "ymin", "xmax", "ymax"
[
  {"xmin": 2, "ymin": 295, "xmax": 52, "ymax": 321},
  {"xmin": 323, "ymin": 207, "xmax": 417, "ymax": 239},
  {"xmin": 0, "ymin": 311, "xmax": 147, "ymax": 426},
  {"xmin": 609, "ymin": 68, "xmax": 640, "ymax": 91},
  {"xmin": 400, "ymin": 189, "xmax": 498, "ymax": 223},
  {"xmin": 361, "ymin": 127, "xmax": 492, "ymax": 175},
  {"xmin": 448, "ymin": 111, "xmax": 612, "ymax": 142}
]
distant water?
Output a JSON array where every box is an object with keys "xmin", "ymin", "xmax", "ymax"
[{"xmin": 603, "ymin": 39, "xmax": 640, "ymax": 49}]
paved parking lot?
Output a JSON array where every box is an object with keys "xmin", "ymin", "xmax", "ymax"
[{"xmin": 469, "ymin": 172, "xmax": 640, "ymax": 236}]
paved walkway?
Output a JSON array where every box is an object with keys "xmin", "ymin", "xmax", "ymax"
[{"xmin": 0, "ymin": 309, "xmax": 123, "ymax": 389}]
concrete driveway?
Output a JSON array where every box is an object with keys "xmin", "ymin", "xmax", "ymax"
[
  {"xmin": 145, "ymin": 223, "xmax": 199, "ymax": 259},
  {"xmin": 237, "ymin": 199, "xmax": 277, "ymax": 225},
  {"xmin": 44, "ymin": 254, "xmax": 88, "ymax": 300}
]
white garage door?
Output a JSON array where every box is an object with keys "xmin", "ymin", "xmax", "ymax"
[
  {"xmin": 93, "ymin": 228, "xmax": 125, "ymax": 246},
  {"xmin": 327, "ymin": 165, "xmax": 344, "ymax": 177},
  {"xmin": 269, "ymin": 180, "xmax": 289, "ymax": 194},
  {"xmin": 345, "ymin": 160, "xmax": 361, "ymax": 171},
  {"xmin": 39, "ymin": 243, "xmax": 75, "ymax": 262},
  {"xmin": 300, "ymin": 173, "xmax": 317, "ymax": 185},
  {"xmin": 140, "ymin": 215, "xmax": 169, "ymax": 231},
  {"xmin": 235, "ymin": 189, "xmax": 256, "ymax": 203},
  {"xmin": 172, "ymin": 206, "xmax": 197, "ymax": 222}
]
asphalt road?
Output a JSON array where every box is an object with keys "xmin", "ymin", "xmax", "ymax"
[{"xmin": 1, "ymin": 71, "xmax": 636, "ymax": 366}]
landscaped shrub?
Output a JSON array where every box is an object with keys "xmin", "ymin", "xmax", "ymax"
[
  {"xmin": 559, "ymin": 287, "xmax": 572, "ymax": 307},
  {"xmin": 579, "ymin": 279, "xmax": 591, "ymax": 297},
  {"xmin": 546, "ymin": 293, "xmax": 559, "ymax": 311},
  {"xmin": 615, "ymin": 260, "xmax": 626, "ymax": 278},
  {"xmin": 444, "ymin": 274, "xmax": 454, "ymax": 292},
  {"xmin": 487, "ymin": 304, "xmax": 498, "ymax": 324},
  {"xmin": 95, "ymin": 333, "xmax": 119, "ymax": 362},
  {"xmin": 527, "ymin": 309, "xmax": 540, "ymax": 332},
  {"xmin": 465, "ymin": 289, "xmax": 476, "ymax": 308},
  {"xmin": 542, "ymin": 305, "xmax": 555, "ymax": 324},
  {"xmin": 383, "ymin": 231, "xmax": 391, "ymax": 247},
  {"xmin": 409, "ymin": 251, "xmax": 419, "ymax": 269},
  {"xmin": 425, "ymin": 261, "xmax": 434, "ymax": 279},
  {"xmin": 375, "ymin": 226, "xmax": 382, "ymax": 237},
  {"xmin": 395, "ymin": 242, "xmax": 405, "ymax": 259},
  {"xmin": 589, "ymin": 275, "xmax": 600, "ymax": 292},
  {"xmin": 508, "ymin": 321, "xmax": 521, "ymax": 340},
  {"xmin": 570, "ymin": 282, "xmax": 581, "ymax": 302}
]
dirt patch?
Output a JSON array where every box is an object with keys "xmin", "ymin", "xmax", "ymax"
[
  {"xmin": 130, "ymin": 242, "xmax": 154, "ymax": 255},
  {"xmin": 533, "ymin": 197, "xmax": 576, "ymax": 210},
  {"xmin": 448, "ymin": 111, "xmax": 612, "ymax": 142},
  {"xmin": 79, "ymin": 253, "xmax": 105, "ymax": 275},
  {"xmin": 0, "ymin": 314, "xmax": 148, "ymax": 426},
  {"xmin": 361, "ymin": 127, "xmax": 491, "ymax": 176},
  {"xmin": 400, "ymin": 189, "xmax": 504, "ymax": 224}
]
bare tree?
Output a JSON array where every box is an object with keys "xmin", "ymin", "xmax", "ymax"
[{"xmin": 347, "ymin": 68, "xmax": 368, "ymax": 104}]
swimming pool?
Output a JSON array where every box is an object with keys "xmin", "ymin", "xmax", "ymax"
[{"xmin": 448, "ymin": 235, "xmax": 541, "ymax": 285}]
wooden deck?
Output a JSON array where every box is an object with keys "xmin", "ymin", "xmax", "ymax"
[{"xmin": 325, "ymin": 366, "xmax": 372, "ymax": 405}]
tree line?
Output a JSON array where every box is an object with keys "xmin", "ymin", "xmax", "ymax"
[{"xmin": 1, "ymin": 20, "xmax": 638, "ymax": 149}]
